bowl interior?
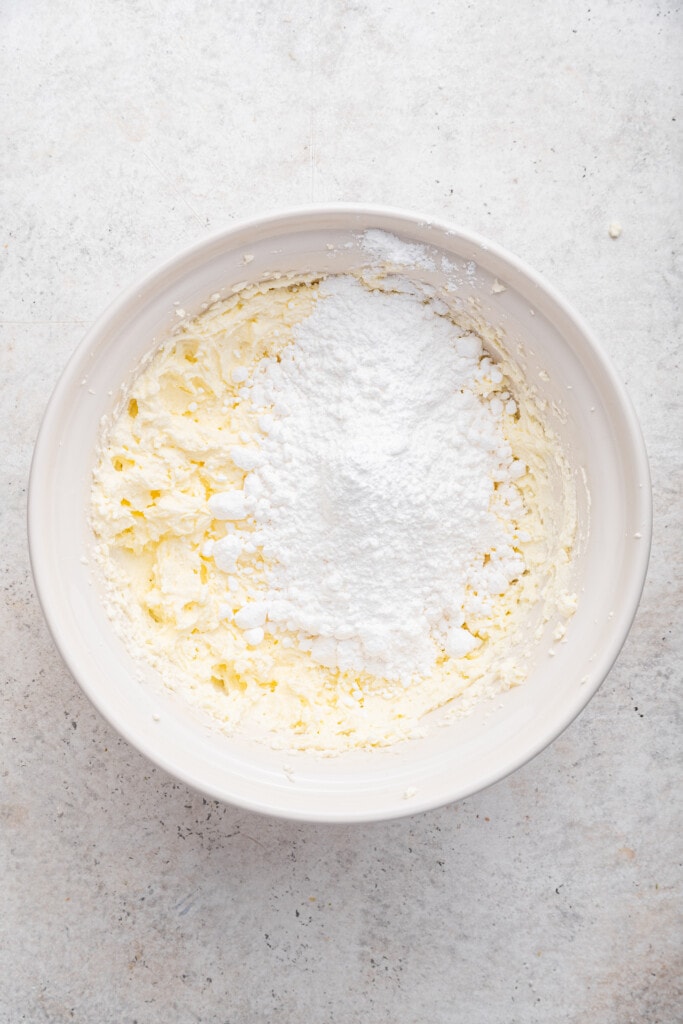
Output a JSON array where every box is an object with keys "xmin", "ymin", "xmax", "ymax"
[{"xmin": 29, "ymin": 207, "xmax": 651, "ymax": 821}]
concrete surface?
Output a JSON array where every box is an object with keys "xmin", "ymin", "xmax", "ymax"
[{"xmin": 1, "ymin": 1, "xmax": 681, "ymax": 1021}]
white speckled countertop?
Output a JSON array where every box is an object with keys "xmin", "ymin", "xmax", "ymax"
[{"xmin": 2, "ymin": 2, "xmax": 681, "ymax": 1021}]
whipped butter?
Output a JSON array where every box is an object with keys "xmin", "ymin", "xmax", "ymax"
[{"xmin": 91, "ymin": 271, "xmax": 577, "ymax": 753}]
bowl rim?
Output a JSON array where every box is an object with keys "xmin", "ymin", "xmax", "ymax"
[{"xmin": 28, "ymin": 202, "xmax": 653, "ymax": 822}]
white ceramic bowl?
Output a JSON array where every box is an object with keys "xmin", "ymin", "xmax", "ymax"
[{"xmin": 28, "ymin": 205, "xmax": 651, "ymax": 822}]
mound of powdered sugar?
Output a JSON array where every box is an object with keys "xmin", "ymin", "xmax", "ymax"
[
  {"xmin": 359, "ymin": 229, "xmax": 437, "ymax": 270},
  {"xmin": 216, "ymin": 275, "xmax": 525, "ymax": 682}
]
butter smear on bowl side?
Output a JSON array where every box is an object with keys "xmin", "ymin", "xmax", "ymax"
[{"xmin": 90, "ymin": 264, "xmax": 577, "ymax": 753}]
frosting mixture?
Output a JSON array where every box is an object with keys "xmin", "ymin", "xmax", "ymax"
[{"xmin": 91, "ymin": 272, "xmax": 577, "ymax": 752}]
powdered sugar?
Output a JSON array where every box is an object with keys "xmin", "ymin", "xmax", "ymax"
[
  {"xmin": 359, "ymin": 229, "xmax": 436, "ymax": 270},
  {"xmin": 217, "ymin": 276, "xmax": 525, "ymax": 682}
]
